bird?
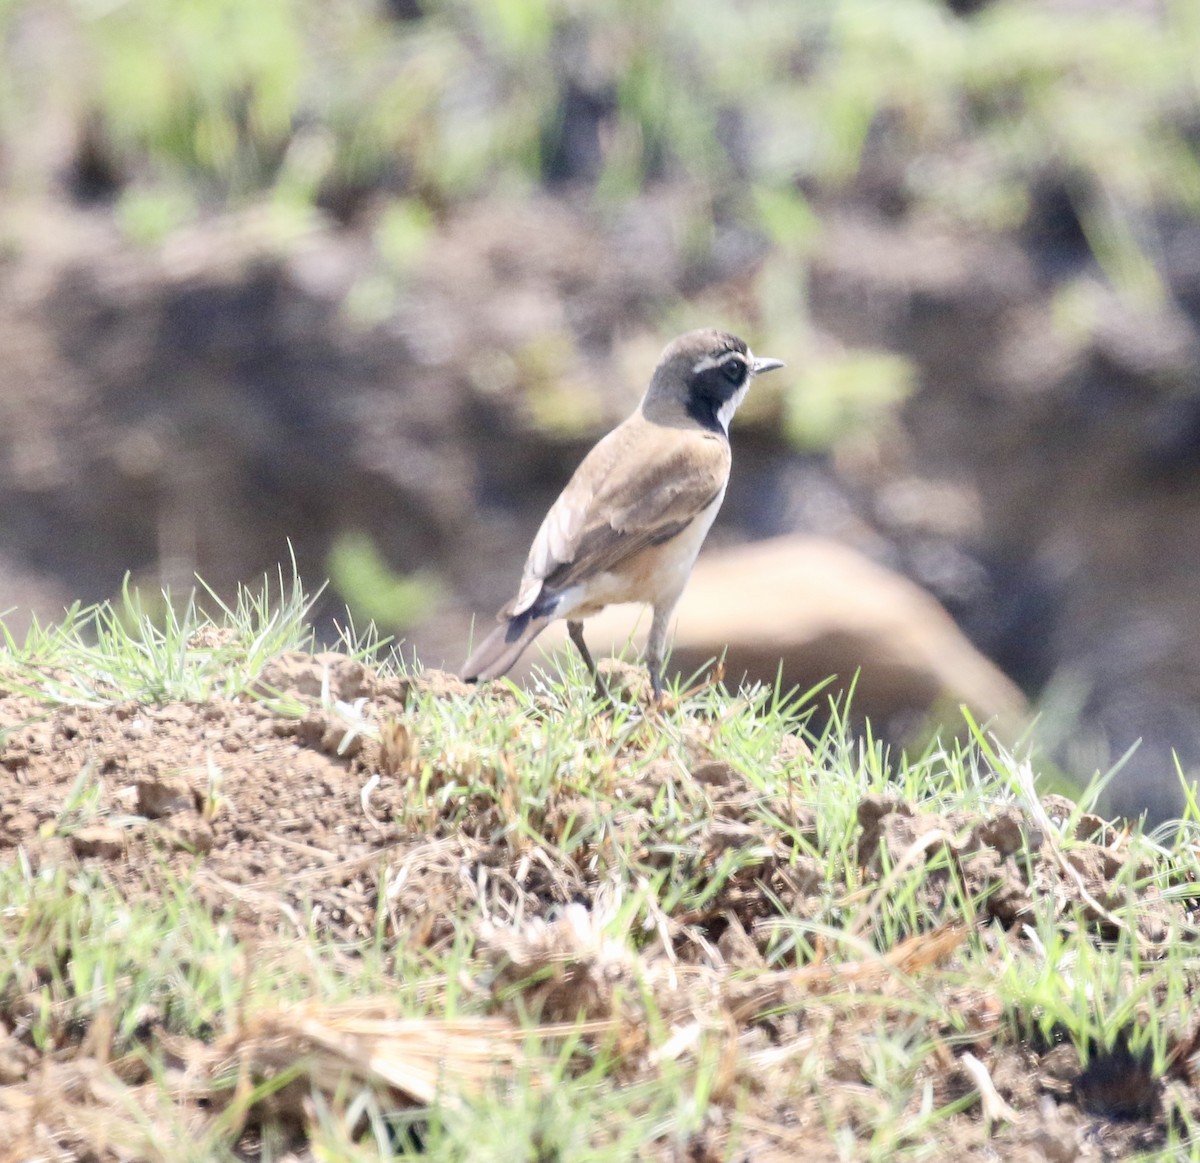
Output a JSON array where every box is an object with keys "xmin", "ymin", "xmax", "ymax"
[{"xmin": 461, "ymin": 328, "xmax": 784, "ymax": 702}]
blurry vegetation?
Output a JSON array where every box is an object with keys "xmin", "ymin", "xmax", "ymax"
[
  {"xmin": 344, "ymin": 194, "xmax": 437, "ymax": 325},
  {"xmin": 326, "ymin": 531, "xmax": 439, "ymax": 632},
  {"xmin": 513, "ymin": 331, "xmax": 606, "ymax": 438},
  {"xmin": 375, "ymin": 196, "xmax": 435, "ymax": 271},
  {"xmin": 2, "ymin": 0, "xmax": 1199, "ymax": 429},
  {"xmin": 4, "ymin": 1, "xmax": 1197, "ymax": 229},
  {"xmin": 784, "ymin": 349, "xmax": 916, "ymax": 451},
  {"xmin": 114, "ymin": 183, "xmax": 196, "ymax": 244}
]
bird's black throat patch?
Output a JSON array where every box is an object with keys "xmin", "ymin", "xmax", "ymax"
[{"xmin": 685, "ymin": 355, "xmax": 749, "ymax": 435}]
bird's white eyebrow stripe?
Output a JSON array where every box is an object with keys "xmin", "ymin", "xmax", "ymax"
[{"xmin": 691, "ymin": 350, "xmax": 744, "ymax": 375}]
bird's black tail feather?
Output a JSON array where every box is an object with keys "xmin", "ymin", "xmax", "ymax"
[{"xmin": 461, "ymin": 606, "xmax": 555, "ymax": 683}]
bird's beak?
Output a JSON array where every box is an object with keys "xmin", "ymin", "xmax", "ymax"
[{"xmin": 751, "ymin": 356, "xmax": 785, "ymax": 375}]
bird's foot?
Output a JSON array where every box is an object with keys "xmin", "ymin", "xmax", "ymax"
[
  {"xmin": 592, "ymin": 675, "xmax": 615, "ymax": 707},
  {"xmin": 647, "ymin": 664, "xmax": 677, "ymax": 714}
]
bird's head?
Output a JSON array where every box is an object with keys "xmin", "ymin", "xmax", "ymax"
[{"xmin": 642, "ymin": 329, "xmax": 785, "ymax": 435}]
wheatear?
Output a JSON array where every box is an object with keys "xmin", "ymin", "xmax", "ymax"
[{"xmin": 462, "ymin": 329, "xmax": 784, "ymax": 701}]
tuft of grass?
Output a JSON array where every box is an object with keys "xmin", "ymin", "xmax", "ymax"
[
  {"xmin": 0, "ymin": 855, "xmax": 246, "ymax": 1053},
  {"xmin": 1, "ymin": 564, "xmax": 320, "ymax": 707}
]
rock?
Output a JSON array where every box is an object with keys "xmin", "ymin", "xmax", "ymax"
[
  {"xmin": 136, "ymin": 773, "xmax": 197, "ymax": 819},
  {"xmin": 595, "ymin": 658, "xmax": 651, "ymax": 702},
  {"xmin": 857, "ymin": 797, "xmax": 1038, "ymax": 925},
  {"xmin": 158, "ymin": 817, "xmax": 215, "ymax": 854},
  {"xmin": 857, "ymin": 794, "xmax": 909, "ymax": 845},
  {"xmin": 972, "ymin": 810, "xmax": 1028, "ymax": 857},
  {"xmin": 1039, "ymin": 1044, "xmax": 1082, "ymax": 1095},
  {"xmin": 0, "ymin": 1028, "xmax": 37, "ymax": 1085},
  {"xmin": 1062, "ymin": 842, "xmax": 1124, "ymax": 885},
  {"xmin": 287, "ymin": 711, "xmax": 364, "ymax": 758},
  {"xmin": 771, "ymin": 732, "xmax": 812, "ymax": 769},
  {"xmin": 1022, "ymin": 1097, "xmax": 1082, "ymax": 1163},
  {"xmin": 253, "ymin": 651, "xmax": 372, "ymax": 703},
  {"xmin": 506, "ymin": 536, "xmax": 1027, "ymax": 742},
  {"xmin": 715, "ymin": 915, "xmax": 766, "ymax": 970},
  {"xmin": 1072, "ymin": 811, "xmax": 1111, "ymax": 842},
  {"xmin": 859, "ymin": 806, "xmax": 954, "ymax": 873},
  {"xmin": 70, "ymin": 824, "xmax": 125, "ymax": 860},
  {"xmin": 409, "ymin": 669, "xmax": 473, "ymax": 700},
  {"xmin": 961, "ymin": 845, "xmax": 1034, "ymax": 926},
  {"xmin": 1039, "ymin": 795, "xmax": 1078, "ymax": 829},
  {"xmin": 690, "ymin": 759, "xmax": 742, "ymax": 788}
]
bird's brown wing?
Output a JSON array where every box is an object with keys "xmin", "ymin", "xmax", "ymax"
[{"xmin": 505, "ymin": 419, "xmax": 730, "ymax": 617}]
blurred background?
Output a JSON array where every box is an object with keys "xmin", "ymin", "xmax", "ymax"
[{"xmin": 2, "ymin": 0, "xmax": 1200, "ymax": 820}]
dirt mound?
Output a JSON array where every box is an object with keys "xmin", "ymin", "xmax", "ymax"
[{"xmin": 2, "ymin": 649, "xmax": 1199, "ymax": 1159}]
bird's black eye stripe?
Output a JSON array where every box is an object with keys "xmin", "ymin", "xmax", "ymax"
[
  {"xmin": 684, "ymin": 347, "xmax": 750, "ymax": 433},
  {"xmin": 721, "ymin": 356, "xmax": 746, "ymax": 384}
]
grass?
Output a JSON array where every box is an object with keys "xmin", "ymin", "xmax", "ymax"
[
  {"xmin": 1, "ymin": 571, "xmax": 1200, "ymax": 1160},
  {"xmin": 0, "ymin": 565, "xmax": 321, "ymax": 707}
]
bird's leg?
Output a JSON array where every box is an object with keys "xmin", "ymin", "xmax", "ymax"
[
  {"xmin": 567, "ymin": 620, "xmax": 608, "ymax": 702},
  {"xmin": 648, "ymin": 662, "xmax": 664, "ymax": 705},
  {"xmin": 646, "ymin": 604, "xmax": 674, "ymax": 707},
  {"xmin": 566, "ymin": 619, "xmax": 597, "ymax": 676}
]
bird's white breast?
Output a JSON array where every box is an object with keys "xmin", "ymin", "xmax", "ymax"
[{"xmin": 649, "ymin": 484, "xmax": 726, "ymax": 603}]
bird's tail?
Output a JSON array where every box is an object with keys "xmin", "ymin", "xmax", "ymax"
[{"xmin": 462, "ymin": 607, "xmax": 555, "ymax": 683}]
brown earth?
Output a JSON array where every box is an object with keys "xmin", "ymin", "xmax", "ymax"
[{"xmin": 2, "ymin": 651, "xmax": 1198, "ymax": 1160}]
